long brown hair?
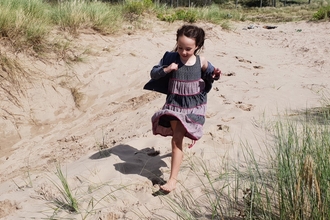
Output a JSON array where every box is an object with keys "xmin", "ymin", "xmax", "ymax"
[{"xmin": 174, "ymin": 24, "xmax": 205, "ymax": 55}]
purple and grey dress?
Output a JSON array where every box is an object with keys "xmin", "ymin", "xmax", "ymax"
[{"xmin": 145, "ymin": 51, "xmax": 216, "ymax": 141}]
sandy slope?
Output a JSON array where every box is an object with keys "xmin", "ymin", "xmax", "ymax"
[{"xmin": 0, "ymin": 20, "xmax": 329, "ymax": 219}]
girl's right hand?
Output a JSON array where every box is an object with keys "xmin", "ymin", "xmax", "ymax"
[{"xmin": 164, "ymin": 62, "xmax": 178, "ymax": 73}]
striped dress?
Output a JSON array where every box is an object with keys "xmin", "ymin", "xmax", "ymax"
[{"xmin": 151, "ymin": 55, "xmax": 207, "ymax": 141}]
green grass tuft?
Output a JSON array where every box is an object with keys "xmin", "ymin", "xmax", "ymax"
[
  {"xmin": 52, "ymin": 165, "xmax": 79, "ymax": 213},
  {"xmin": 312, "ymin": 5, "xmax": 330, "ymax": 20}
]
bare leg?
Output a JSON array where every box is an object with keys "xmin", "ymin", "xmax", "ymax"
[{"xmin": 160, "ymin": 120, "xmax": 186, "ymax": 192}]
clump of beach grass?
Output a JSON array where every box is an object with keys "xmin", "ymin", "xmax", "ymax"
[
  {"xmin": 51, "ymin": 165, "xmax": 79, "ymax": 213},
  {"xmin": 159, "ymin": 94, "xmax": 330, "ymax": 219},
  {"xmin": 50, "ymin": 0, "xmax": 123, "ymax": 35},
  {"xmin": 232, "ymin": 103, "xmax": 330, "ymax": 219},
  {"xmin": 0, "ymin": 0, "xmax": 51, "ymax": 52},
  {"xmin": 153, "ymin": 153, "xmax": 240, "ymax": 219},
  {"xmin": 0, "ymin": 52, "xmax": 31, "ymax": 110},
  {"xmin": 44, "ymin": 164, "xmax": 127, "ymax": 219}
]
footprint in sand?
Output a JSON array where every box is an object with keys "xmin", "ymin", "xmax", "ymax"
[
  {"xmin": 218, "ymin": 94, "xmax": 231, "ymax": 105},
  {"xmin": 235, "ymin": 56, "xmax": 264, "ymax": 70},
  {"xmin": 222, "ymin": 116, "xmax": 235, "ymax": 122},
  {"xmin": 217, "ymin": 124, "xmax": 230, "ymax": 132},
  {"xmin": 235, "ymin": 56, "xmax": 252, "ymax": 63},
  {"xmin": 0, "ymin": 200, "xmax": 19, "ymax": 218},
  {"xmin": 235, "ymin": 101, "xmax": 254, "ymax": 111},
  {"xmin": 222, "ymin": 71, "xmax": 236, "ymax": 76}
]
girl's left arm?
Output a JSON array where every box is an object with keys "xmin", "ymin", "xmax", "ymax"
[{"xmin": 201, "ymin": 56, "xmax": 221, "ymax": 80}]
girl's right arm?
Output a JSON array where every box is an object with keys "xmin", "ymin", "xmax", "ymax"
[
  {"xmin": 150, "ymin": 60, "xmax": 168, "ymax": 80},
  {"xmin": 151, "ymin": 62, "xmax": 178, "ymax": 79},
  {"xmin": 150, "ymin": 52, "xmax": 178, "ymax": 79}
]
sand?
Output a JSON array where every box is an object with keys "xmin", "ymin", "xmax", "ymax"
[{"xmin": 0, "ymin": 20, "xmax": 329, "ymax": 219}]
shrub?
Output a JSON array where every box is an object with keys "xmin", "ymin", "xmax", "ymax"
[
  {"xmin": 157, "ymin": 12, "xmax": 177, "ymax": 22},
  {"xmin": 177, "ymin": 9, "xmax": 197, "ymax": 23},
  {"xmin": 312, "ymin": 6, "xmax": 330, "ymax": 20},
  {"xmin": 123, "ymin": 0, "xmax": 154, "ymax": 22},
  {"xmin": 157, "ymin": 8, "xmax": 197, "ymax": 23}
]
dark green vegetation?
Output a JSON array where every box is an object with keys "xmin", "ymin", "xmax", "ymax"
[{"xmin": 313, "ymin": 5, "xmax": 330, "ymax": 19}]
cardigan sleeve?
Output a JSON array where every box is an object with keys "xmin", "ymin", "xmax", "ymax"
[
  {"xmin": 150, "ymin": 60, "xmax": 168, "ymax": 79},
  {"xmin": 202, "ymin": 61, "xmax": 217, "ymax": 93},
  {"xmin": 150, "ymin": 51, "xmax": 179, "ymax": 80},
  {"xmin": 150, "ymin": 52, "xmax": 170, "ymax": 79},
  {"xmin": 203, "ymin": 61, "xmax": 215, "ymax": 79}
]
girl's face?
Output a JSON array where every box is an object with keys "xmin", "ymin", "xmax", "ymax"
[{"xmin": 177, "ymin": 35, "xmax": 198, "ymax": 62}]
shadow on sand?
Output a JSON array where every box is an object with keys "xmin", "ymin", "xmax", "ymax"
[{"xmin": 89, "ymin": 144, "xmax": 171, "ymax": 196}]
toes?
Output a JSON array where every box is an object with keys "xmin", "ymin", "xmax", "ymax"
[
  {"xmin": 160, "ymin": 185, "xmax": 170, "ymax": 192},
  {"xmin": 160, "ymin": 183, "xmax": 176, "ymax": 192}
]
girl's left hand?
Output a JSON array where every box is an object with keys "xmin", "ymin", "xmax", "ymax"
[{"xmin": 213, "ymin": 68, "xmax": 221, "ymax": 80}]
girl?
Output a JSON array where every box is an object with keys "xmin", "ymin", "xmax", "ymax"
[{"xmin": 144, "ymin": 24, "xmax": 221, "ymax": 192}]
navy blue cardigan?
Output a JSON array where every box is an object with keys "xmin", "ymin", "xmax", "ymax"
[{"xmin": 143, "ymin": 51, "xmax": 216, "ymax": 94}]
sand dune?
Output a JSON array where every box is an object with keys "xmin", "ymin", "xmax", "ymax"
[{"xmin": 0, "ymin": 20, "xmax": 329, "ymax": 219}]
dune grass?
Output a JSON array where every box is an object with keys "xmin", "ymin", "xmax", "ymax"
[
  {"xmin": 0, "ymin": 0, "xmax": 51, "ymax": 52},
  {"xmin": 240, "ymin": 109, "xmax": 330, "ymax": 219},
  {"xmin": 0, "ymin": 0, "xmax": 123, "ymax": 54},
  {"xmin": 158, "ymin": 98, "xmax": 330, "ymax": 219},
  {"xmin": 0, "ymin": 0, "xmax": 328, "ymax": 55},
  {"xmin": 44, "ymin": 164, "xmax": 129, "ymax": 219},
  {"xmin": 51, "ymin": 165, "xmax": 79, "ymax": 213},
  {"xmin": 50, "ymin": 0, "xmax": 123, "ymax": 35},
  {"xmin": 0, "ymin": 52, "xmax": 30, "ymax": 109}
]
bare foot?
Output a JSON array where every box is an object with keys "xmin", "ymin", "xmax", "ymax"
[{"xmin": 160, "ymin": 179, "xmax": 177, "ymax": 192}]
